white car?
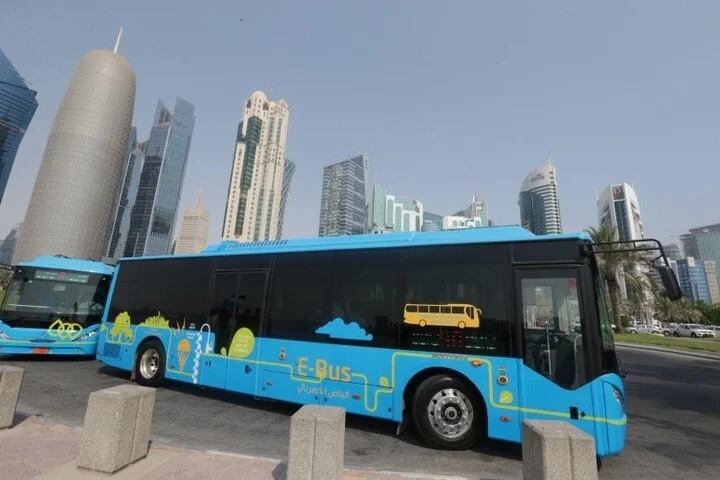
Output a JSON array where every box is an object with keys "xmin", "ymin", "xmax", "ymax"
[
  {"xmin": 672, "ymin": 324, "xmax": 716, "ymax": 338},
  {"xmin": 627, "ymin": 325, "xmax": 662, "ymax": 335}
]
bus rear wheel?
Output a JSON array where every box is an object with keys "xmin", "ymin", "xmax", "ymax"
[
  {"xmin": 134, "ymin": 339, "xmax": 166, "ymax": 387},
  {"xmin": 412, "ymin": 374, "xmax": 481, "ymax": 450}
]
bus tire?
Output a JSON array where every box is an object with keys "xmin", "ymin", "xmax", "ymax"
[
  {"xmin": 419, "ymin": 319, "xmax": 427, "ymax": 327},
  {"xmin": 134, "ymin": 339, "xmax": 166, "ymax": 387},
  {"xmin": 458, "ymin": 321, "xmax": 466, "ymax": 329},
  {"xmin": 412, "ymin": 374, "xmax": 481, "ymax": 450}
]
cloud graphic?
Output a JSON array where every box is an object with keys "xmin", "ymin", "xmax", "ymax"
[{"xmin": 315, "ymin": 317, "xmax": 373, "ymax": 341}]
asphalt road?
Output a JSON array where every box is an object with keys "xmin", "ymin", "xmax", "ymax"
[{"xmin": 2, "ymin": 347, "xmax": 718, "ymax": 479}]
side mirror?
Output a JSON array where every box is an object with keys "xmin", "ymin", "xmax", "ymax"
[{"xmin": 659, "ymin": 265, "xmax": 682, "ymax": 301}]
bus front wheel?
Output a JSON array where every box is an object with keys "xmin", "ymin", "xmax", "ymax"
[
  {"xmin": 412, "ymin": 374, "xmax": 481, "ymax": 450},
  {"xmin": 134, "ymin": 339, "xmax": 166, "ymax": 387}
]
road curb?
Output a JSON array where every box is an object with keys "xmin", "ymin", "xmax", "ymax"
[{"xmin": 616, "ymin": 342, "xmax": 720, "ymax": 361}]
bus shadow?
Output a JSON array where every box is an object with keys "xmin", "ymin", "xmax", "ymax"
[
  {"xmin": 0, "ymin": 354, "xmax": 93, "ymax": 363},
  {"xmin": 98, "ymin": 365, "xmax": 523, "ymax": 462}
]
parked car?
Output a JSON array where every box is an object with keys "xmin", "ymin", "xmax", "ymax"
[
  {"xmin": 627, "ymin": 324, "xmax": 662, "ymax": 335},
  {"xmin": 672, "ymin": 324, "xmax": 717, "ymax": 338}
]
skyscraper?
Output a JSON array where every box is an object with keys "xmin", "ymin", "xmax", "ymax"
[
  {"xmin": 222, "ymin": 91, "xmax": 289, "ymax": 242},
  {"xmin": 680, "ymin": 223, "xmax": 720, "ymax": 287},
  {"xmin": 676, "ymin": 257, "xmax": 712, "ymax": 303},
  {"xmin": 597, "ymin": 183, "xmax": 644, "ymax": 241},
  {"xmin": 14, "ymin": 38, "xmax": 135, "ymax": 262},
  {"xmin": 0, "ymin": 227, "xmax": 18, "ymax": 264},
  {"xmin": 518, "ymin": 159, "xmax": 562, "ymax": 235},
  {"xmin": 367, "ymin": 184, "xmax": 423, "ymax": 233},
  {"xmin": 318, "ymin": 154, "xmax": 368, "ymax": 237},
  {"xmin": 123, "ymin": 98, "xmax": 195, "ymax": 257},
  {"xmin": 704, "ymin": 260, "xmax": 720, "ymax": 304},
  {"xmin": 106, "ymin": 128, "xmax": 145, "ymax": 261},
  {"xmin": 0, "ymin": 49, "xmax": 38, "ymax": 205},
  {"xmin": 421, "ymin": 212, "xmax": 443, "ymax": 232},
  {"xmin": 453, "ymin": 194, "xmax": 489, "ymax": 227},
  {"xmin": 277, "ymin": 158, "xmax": 295, "ymax": 239},
  {"xmin": 665, "ymin": 243, "xmax": 682, "ymax": 262},
  {"xmin": 174, "ymin": 194, "xmax": 209, "ymax": 254}
]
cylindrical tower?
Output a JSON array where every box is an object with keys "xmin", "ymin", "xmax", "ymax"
[{"xmin": 14, "ymin": 49, "xmax": 135, "ymax": 262}]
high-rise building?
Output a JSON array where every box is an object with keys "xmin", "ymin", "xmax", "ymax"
[
  {"xmin": 222, "ymin": 91, "xmax": 289, "ymax": 242},
  {"xmin": 519, "ymin": 159, "xmax": 562, "ymax": 235},
  {"xmin": 680, "ymin": 223, "xmax": 720, "ymax": 287},
  {"xmin": 597, "ymin": 183, "xmax": 644, "ymax": 241},
  {"xmin": 367, "ymin": 184, "xmax": 423, "ymax": 233},
  {"xmin": 665, "ymin": 243, "xmax": 682, "ymax": 262},
  {"xmin": 453, "ymin": 194, "xmax": 489, "ymax": 227},
  {"xmin": 0, "ymin": 49, "xmax": 38, "ymax": 205},
  {"xmin": 676, "ymin": 257, "xmax": 712, "ymax": 303},
  {"xmin": 277, "ymin": 158, "xmax": 295, "ymax": 239},
  {"xmin": 704, "ymin": 260, "xmax": 720, "ymax": 304},
  {"xmin": 174, "ymin": 194, "xmax": 209, "ymax": 254},
  {"xmin": 442, "ymin": 215, "xmax": 484, "ymax": 230},
  {"xmin": 0, "ymin": 227, "xmax": 18, "ymax": 264},
  {"xmin": 123, "ymin": 98, "xmax": 195, "ymax": 257},
  {"xmin": 318, "ymin": 154, "xmax": 368, "ymax": 237},
  {"xmin": 422, "ymin": 212, "xmax": 443, "ymax": 232},
  {"xmin": 106, "ymin": 128, "xmax": 145, "ymax": 261},
  {"xmin": 14, "ymin": 39, "xmax": 135, "ymax": 262}
]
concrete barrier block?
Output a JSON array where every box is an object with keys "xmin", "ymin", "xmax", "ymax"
[
  {"xmin": 0, "ymin": 365, "xmax": 24, "ymax": 429},
  {"xmin": 288, "ymin": 405, "xmax": 345, "ymax": 480},
  {"xmin": 77, "ymin": 384, "xmax": 156, "ymax": 473},
  {"xmin": 567, "ymin": 429, "xmax": 598, "ymax": 480},
  {"xmin": 522, "ymin": 420, "xmax": 597, "ymax": 480}
]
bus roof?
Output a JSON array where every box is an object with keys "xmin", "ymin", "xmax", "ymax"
[
  {"xmin": 121, "ymin": 225, "xmax": 591, "ymax": 262},
  {"xmin": 16, "ymin": 256, "xmax": 116, "ymax": 275}
]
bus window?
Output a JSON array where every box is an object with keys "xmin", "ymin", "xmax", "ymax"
[
  {"xmin": 406, "ymin": 305, "xmax": 418, "ymax": 312},
  {"xmin": 520, "ymin": 270, "xmax": 586, "ymax": 389},
  {"xmin": 267, "ymin": 253, "xmax": 329, "ymax": 340},
  {"xmin": 328, "ymin": 250, "xmax": 400, "ymax": 346},
  {"xmin": 402, "ymin": 244, "xmax": 509, "ymax": 355}
]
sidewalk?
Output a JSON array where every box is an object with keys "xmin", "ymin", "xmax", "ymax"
[
  {"xmin": 616, "ymin": 342, "xmax": 720, "ymax": 361},
  {"xmin": 0, "ymin": 416, "xmax": 470, "ymax": 480}
]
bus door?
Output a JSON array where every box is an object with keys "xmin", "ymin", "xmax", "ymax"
[
  {"xmin": 201, "ymin": 270, "xmax": 267, "ymax": 394},
  {"xmin": 515, "ymin": 267, "xmax": 599, "ymax": 440}
]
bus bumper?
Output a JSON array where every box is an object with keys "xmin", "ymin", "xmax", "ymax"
[{"xmin": 0, "ymin": 340, "xmax": 97, "ymax": 356}]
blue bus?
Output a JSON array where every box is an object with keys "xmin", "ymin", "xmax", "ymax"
[
  {"xmin": 0, "ymin": 256, "xmax": 115, "ymax": 356},
  {"xmin": 95, "ymin": 227, "xmax": 679, "ymax": 456}
]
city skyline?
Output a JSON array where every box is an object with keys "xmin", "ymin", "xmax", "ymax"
[{"xmin": 1, "ymin": 2, "xmax": 719, "ymax": 248}]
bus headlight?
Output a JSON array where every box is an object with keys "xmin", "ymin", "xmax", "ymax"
[
  {"xmin": 74, "ymin": 330, "xmax": 97, "ymax": 342},
  {"xmin": 611, "ymin": 385, "xmax": 625, "ymax": 410}
]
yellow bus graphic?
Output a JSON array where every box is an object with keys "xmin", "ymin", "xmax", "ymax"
[{"xmin": 403, "ymin": 303, "xmax": 481, "ymax": 329}]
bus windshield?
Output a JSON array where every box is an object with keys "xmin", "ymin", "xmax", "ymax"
[{"xmin": 0, "ymin": 266, "xmax": 110, "ymax": 328}]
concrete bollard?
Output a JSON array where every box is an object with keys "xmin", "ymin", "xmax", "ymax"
[
  {"xmin": 522, "ymin": 420, "xmax": 598, "ymax": 480},
  {"xmin": 77, "ymin": 384, "xmax": 156, "ymax": 473},
  {"xmin": 0, "ymin": 365, "xmax": 24, "ymax": 429},
  {"xmin": 288, "ymin": 405, "xmax": 345, "ymax": 480}
]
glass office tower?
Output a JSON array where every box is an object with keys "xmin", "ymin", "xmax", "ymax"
[{"xmin": 0, "ymin": 49, "xmax": 38, "ymax": 205}]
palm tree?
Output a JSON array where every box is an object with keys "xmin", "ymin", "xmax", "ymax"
[{"xmin": 586, "ymin": 224, "xmax": 648, "ymax": 328}]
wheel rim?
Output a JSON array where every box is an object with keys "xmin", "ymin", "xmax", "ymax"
[
  {"xmin": 458, "ymin": 321, "xmax": 466, "ymax": 329},
  {"xmin": 419, "ymin": 320, "xmax": 426, "ymax": 327},
  {"xmin": 427, "ymin": 388, "xmax": 474, "ymax": 440},
  {"xmin": 139, "ymin": 349, "xmax": 160, "ymax": 379}
]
